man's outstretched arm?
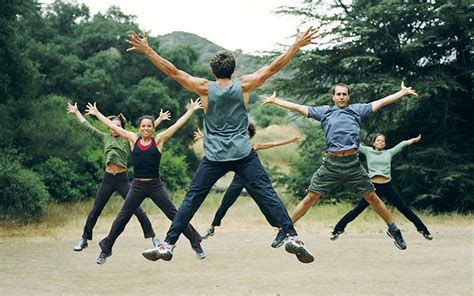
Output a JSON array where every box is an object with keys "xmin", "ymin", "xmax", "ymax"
[
  {"xmin": 240, "ymin": 27, "xmax": 319, "ymax": 93},
  {"xmin": 371, "ymin": 82, "xmax": 418, "ymax": 112},
  {"xmin": 261, "ymin": 92, "xmax": 309, "ymax": 116},
  {"xmin": 127, "ymin": 32, "xmax": 208, "ymax": 97}
]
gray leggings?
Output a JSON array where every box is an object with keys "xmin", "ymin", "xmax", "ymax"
[{"xmin": 99, "ymin": 178, "xmax": 202, "ymax": 254}]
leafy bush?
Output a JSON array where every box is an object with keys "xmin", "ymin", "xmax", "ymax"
[
  {"xmin": 0, "ymin": 152, "xmax": 49, "ymax": 220},
  {"xmin": 35, "ymin": 156, "xmax": 99, "ymax": 202},
  {"xmin": 160, "ymin": 151, "xmax": 190, "ymax": 194}
]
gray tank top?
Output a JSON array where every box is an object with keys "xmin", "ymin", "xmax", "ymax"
[{"xmin": 203, "ymin": 81, "xmax": 252, "ymax": 161}]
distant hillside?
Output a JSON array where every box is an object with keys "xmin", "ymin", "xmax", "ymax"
[{"xmin": 157, "ymin": 31, "xmax": 268, "ymax": 77}]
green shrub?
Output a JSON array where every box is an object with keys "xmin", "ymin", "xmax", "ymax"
[
  {"xmin": 35, "ymin": 156, "xmax": 98, "ymax": 202},
  {"xmin": 160, "ymin": 151, "xmax": 190, "ymax": 194},
  {"xmin": 0, "ymin": 152, "xmax": 49, "ymax": 220}
]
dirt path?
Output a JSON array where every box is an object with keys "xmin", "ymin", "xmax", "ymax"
[{"xmin": 0, "ymin": 216, "xmax": 472, "ymax": 295}]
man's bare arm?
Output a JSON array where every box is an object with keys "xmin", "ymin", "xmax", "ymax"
[
  {"xmin": 239, "ymin": 28, "xmax": 319, "ymax": 93},
  {"xmin": 127, "ymin": 32, "xmax": 208, "ymax": 97}
]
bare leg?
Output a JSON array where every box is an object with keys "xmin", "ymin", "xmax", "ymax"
[
  {"xmin": 363, "ymin": 190, "xmax": 393, "ymax": 224},
  {"xmin": 291, "ymin": 191, "xmax": 321, "ymax": 223}
]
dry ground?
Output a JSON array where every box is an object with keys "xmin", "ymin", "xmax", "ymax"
[{"xmin": 0, "ymin": 198, "xmax": 472, "ymax": 295}]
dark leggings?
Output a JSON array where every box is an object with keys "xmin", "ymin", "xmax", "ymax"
[
  {"xmin": 82, "ymin": 172, "xmax": 155, "ymax": 240},
  {"xmin": 334, "ymin": 182, "xmax": 429, "ymax": 232},
  {"xmin": 212, "ymin": 173, "xmax": 280, "ymax": 228},
  {"xmin": 99, "ymin": 178, "xmax": 202, "ymax": 254}
]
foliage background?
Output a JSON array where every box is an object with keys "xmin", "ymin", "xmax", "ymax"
[{"xmin": 0, "ymin": 0, "xmax": 472, "ymax": 221}]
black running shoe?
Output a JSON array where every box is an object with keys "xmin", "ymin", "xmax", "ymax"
[
  {"xmin": 417, "ymin": 230, "xmax": 433, "ymax": 240},
  {"xmin": 387, "ymin": 228, "xmax": 407, "ymax": 250},
  {"xmin": 96, "ymin": 251, "xmax": 112, "ymax": 265},
  {"xmin": 330, "ymin": 229, "xmax": 344, "ymax": 241},
  {"xmin": 271, "ymin": 229, "xmax": 286, "ymax": 248},
  {"xmin": 73, "ymin": 238, "xmax": 88, "ymax": 251},
  {"xmin": 285, "ymin": 236, "xmax": 315, "ymax": 263}
]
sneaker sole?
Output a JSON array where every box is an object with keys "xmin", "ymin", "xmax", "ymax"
[
  {"xmin": 142, "ymin": 249, "xmax": 160, "ymax": 261},
  {"xmin": 96, "ymin": 252, "xmax": 111, "ymax": 265},
  {"xmin": 160, "ymin": 252, "xmax": 173, "ymax": 261},
  {"xmin": 386, "ymin": 231, "xmax": 407, "ymax": 250},
  {"xmin": 285, "ymin": 242, "xmax": 315, "ymax": 264},
  {"xmin": 417, "ymin": 231, "xmax": 433, "ymax": 241}
]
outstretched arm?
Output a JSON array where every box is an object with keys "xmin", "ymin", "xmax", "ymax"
[
  {"xmin": 371, "ymin": 82, "xmax": 418, "ymax": 112},
  {"xmin": 253, "ymin": 135, "xmax": 301, "ymax": 151},
  {"xmin": 154, "ymin": 109, "xmax": 171, "ymax": 127},
  {"xmin": 261, "ymin": 92, "xmax": 309, "ymax": 116},
  {"xmin": 406, "ymin": 134, "xmax": 422, "ymax": 145},
  {"xmin": 85, "ymin": 102, "xmax": 137, "ymax": 142},
  {"xmin": 240, "ymin": 27, "xmax": 318, "ymax": 92},
  {"xmin": 155, "ymin": 98, "xmax": 203, "ymax": 148},
  {"xmin": 127, "ymin": 32, "xmax": 208, "ymax": 96}
]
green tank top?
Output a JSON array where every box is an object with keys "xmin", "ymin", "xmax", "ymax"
[{"xmin": 203, "ymin": 81, "xmax": 252, "ymax": 161}]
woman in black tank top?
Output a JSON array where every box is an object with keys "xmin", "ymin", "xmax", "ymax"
[{"xmin": 85, "ymin": 99, "xmax": 205, "ymax": 265}]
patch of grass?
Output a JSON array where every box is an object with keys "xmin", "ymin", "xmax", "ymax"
[{"xmin": 1, "ymin": 193, "xmax": 471, "ymax": 238}]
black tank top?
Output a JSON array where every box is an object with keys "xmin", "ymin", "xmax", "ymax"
[{"xmin": 131, "ymin": 137, "xmax": 161, "ymax": 178}]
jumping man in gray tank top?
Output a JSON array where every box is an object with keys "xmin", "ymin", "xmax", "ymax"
[{"xmin": 127, "ymin": 28, "xmax": 318, "ymax": 263}]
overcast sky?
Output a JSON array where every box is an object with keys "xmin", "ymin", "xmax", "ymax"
[{"xmin": 40, "ymin": 0, "xmax": 309, "ymax": 54}]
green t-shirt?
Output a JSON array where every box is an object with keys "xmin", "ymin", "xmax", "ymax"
[
  {"xmin": 82, "ymin": 121, "xmax": 130, "ymax": 169},
  {"xmin": 358, "ymin": 141, "xmax": 408, "ymax": 180}
]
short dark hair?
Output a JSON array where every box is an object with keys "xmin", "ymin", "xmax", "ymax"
[
  {"xmin": 371, "ymin": 133, "xmax": 386, "ymax": 148},
  {"xmin": 248, "ymin": 122, "xmax": 256, "ymax": 139},
  {"xmin": 210, "ymin": 50, "xmax": 236, "ymax": 79},
  {"xmin": 107, "ymin": 113, "xmax": 127, "ymax": 128},
  {"xmin": 332, "ymin": 83, "xmax": 351, "ymax": 95},
  {"xmin": 137, "ymin": 115, "xmax": 155, "ymax": 127}
]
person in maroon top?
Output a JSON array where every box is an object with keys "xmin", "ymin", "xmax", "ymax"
[{"xmin": 85, "ymin": 99, "xmax": 205, "ymax": 264}]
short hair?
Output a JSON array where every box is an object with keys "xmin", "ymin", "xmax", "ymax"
[
  {"xmin": 248, "ymin": 122, "xmax": 256, "ymax": 139},
  {"xmin": 209, "ymin": 50, "xmax": 236, "ymax": 79},
  {"xmin": 137, "ymin": 115, "xmax": 155, "ymax": 128},
  {"xmin": 331, "ymin": 83, "xmax": 351, "ymax": 95},
  {"xmin": 371, "ymin": 133, "xmax": 386, "ymax": 148},
  {"xmin": 107, "ymin": 113, "xmax": 127, "ymax": 128}
]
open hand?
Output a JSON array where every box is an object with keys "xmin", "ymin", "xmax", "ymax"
[
  {"xmin": 194, "ymin": 128, "xmax": 204, "ymax": 141},
  {"xmin": 126, "ymin": 31, "xmax": 151, "ymax": 54},
  {"xmin": 189, "ymin": 98, "xmax": 203, "ymax": 111},
  {"xmin": 85, "ymin": 102, "xmax": 99, "ymax": 117},
  {"xmin": 261, "ymin": 91, "xmax": 277, "ymax": 106},
  {"xmin": 158, "ymin": 109, "xmax": 171, "ymax": 122},
  {"xmin": 294, "ymin": 27, "xmax": 319, "ymax": 48},
  {"xmin": 67, "ymin": 102, "xmax": 79, "ymax": 114},
  {"xmin": 401, "ymin": 81, "xmax": 418, "ymax": 97}
]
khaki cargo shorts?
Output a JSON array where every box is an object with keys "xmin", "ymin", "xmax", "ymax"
[{"xmin": 308, "ymin": 154, "xmax": 374, "ymax": 197}]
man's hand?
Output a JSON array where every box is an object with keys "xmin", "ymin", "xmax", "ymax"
[
  {"xmin": 294, "ymin": 27, "xmax": 319, "ymax": 48},
  {"xmin": 126, "ymin": 31, "xmax": 152, "ymax": 54},
  {"xmin": 261, "ymin": 91, "xmax": 277, "ymax": 106}
]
